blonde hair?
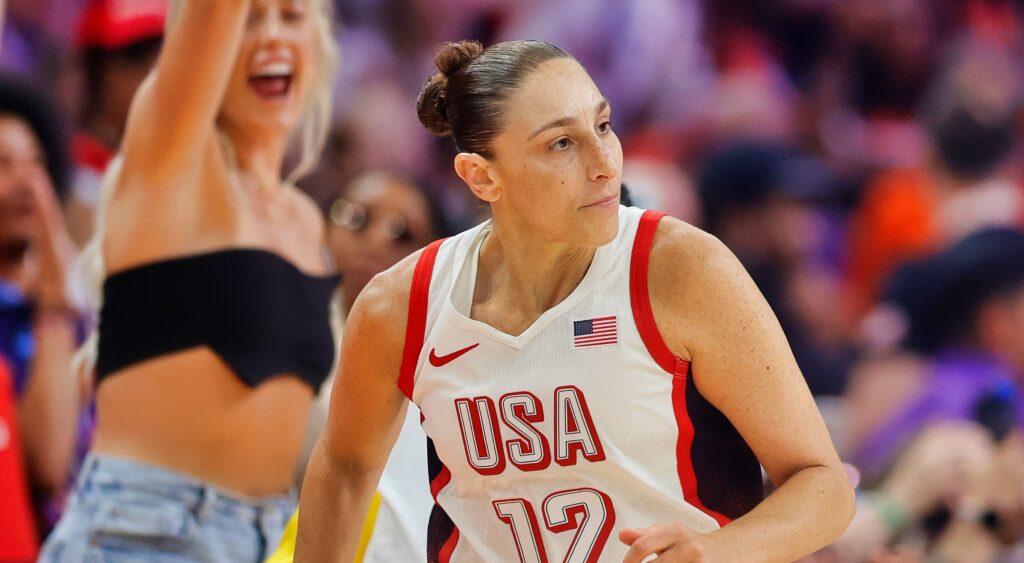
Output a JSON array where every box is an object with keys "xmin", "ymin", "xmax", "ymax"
[
  {"xmin": 168, "ymin": 0, "xmax": 339, "ymax": 181},
  {"xmin": 285, "ymin": 0, "xmax": 339, "ymax": 182},
  {"xmin": 72, "ymin": 0, "xmax": 339, "ymax": 376}
]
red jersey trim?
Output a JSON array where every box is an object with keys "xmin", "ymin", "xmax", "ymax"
[
  {"xmin": 438, "ymin": 528, "xmax": 460, "ymax": 563},
  {"xmin": 430, "ymin": 466, "xmax": 452, "ymax": 501},
  {"xmin": 629, "ymin": 210, "xmax": 682, "ymax": 374},
  {"xmin": 672, "ymin": 362, "xmax": 732, "ymax": 527},
  {"xmin": 397, "ymin": 239, "xmax": 447, "ymax": 400},
  {"xmin": 629, "ymin": 210, "xmax": 731, "ymax": 527}
]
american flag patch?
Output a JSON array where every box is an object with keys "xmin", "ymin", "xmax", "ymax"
[{"xmin": 573, "ymin": 316, "xmax": 618, "ymax": 348}]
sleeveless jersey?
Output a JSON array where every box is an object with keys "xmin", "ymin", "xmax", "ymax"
[{"xmin": 399, "ymin": 207, "xmax": 763, "ymax": 563}]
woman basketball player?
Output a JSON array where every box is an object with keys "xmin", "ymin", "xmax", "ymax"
[
  {"xmin": 41, "ymin": 0, "xmax": 338, "ymax": 561},
  {"xmin": 297, "ymin": 41, "xmax": 854, "ymax": 562}
]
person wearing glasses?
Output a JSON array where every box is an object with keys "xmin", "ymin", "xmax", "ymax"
[{"xmin": 326, "ymin": 171, "xmax": 451, "ymax": 318}]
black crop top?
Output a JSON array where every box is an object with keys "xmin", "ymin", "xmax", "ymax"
[{"xmin": 96, "ymin": 249, "xmax": 340, "ymax": 392}]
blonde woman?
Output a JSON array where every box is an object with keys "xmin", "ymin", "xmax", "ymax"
[{"xmin": 40, "ymin": 0, "xmax": 338, "ymax": 561}]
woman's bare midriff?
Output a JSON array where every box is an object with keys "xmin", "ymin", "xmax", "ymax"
[{"xmin": 91, "ymin": 347, "xmax": 315, "ymax": 497}]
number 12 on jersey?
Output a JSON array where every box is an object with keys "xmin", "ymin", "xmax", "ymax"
[{"xmin": 493, "ymin": 488, "xmax": 616, "ymax": 563}]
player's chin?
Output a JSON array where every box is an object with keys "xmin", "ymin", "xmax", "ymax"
[{"xmin": 578, "ymin": 211, "xmax": 619, "ymax": 247}]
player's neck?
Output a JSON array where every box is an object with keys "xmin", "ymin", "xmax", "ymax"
[{"xmin": 477, "ymin": 223, "xmax": 597, "ymax": 317}]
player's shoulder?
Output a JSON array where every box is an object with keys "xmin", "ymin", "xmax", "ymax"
[
  {"xmin": 349, "ymin": 240, "xmax": 446, "ymax": 333},
  {"xmin": 355, "ymin": 251, "xmax": 420, "ymax": 325},
  {"xmin": 640, "ymin": 214, "xmax": 769, "ymax": 363},
  {"xmin": 647, "ymin": 215, "xmax": 733, "ymax": 273},
  {"xmin": 645, "ymin": 215, "xmax": 748, "ymax": 307}
]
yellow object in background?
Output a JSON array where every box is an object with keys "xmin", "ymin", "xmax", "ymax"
[{"xmin": 265, "ymin": 491, "xmax": 383, "ymax": 563}]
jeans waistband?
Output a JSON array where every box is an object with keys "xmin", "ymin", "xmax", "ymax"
[{"xmin": 76, "ymin": 453, "xmax": 295, "ymax": 526}]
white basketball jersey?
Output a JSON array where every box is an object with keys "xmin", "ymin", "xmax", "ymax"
[{"xmin": 397, "ymin": 207, "xmax": 762, "ymax": 563}]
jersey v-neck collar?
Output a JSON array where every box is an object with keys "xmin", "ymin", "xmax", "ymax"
[{"xmin": 444, "ymin": 220, "xmax": 615, "ymax": 350}]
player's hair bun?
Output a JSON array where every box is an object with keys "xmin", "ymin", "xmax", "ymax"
[{"xmin": 416, "ymin": 41, "xmax": 484, "ymax": 136}]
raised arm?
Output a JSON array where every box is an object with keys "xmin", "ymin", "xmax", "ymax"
[
  {"xmin": 18, "ymin": 155, "xmax": 80, "ymax": 495},
  {"xmin": 294, "ymin": 254, "xmax": 418, "ymax": 563},
  {"xmin": 119, "ymin": 0, "xmax": 252, "ymax": 184},
  {"xmin": 623, "ymin": 218, "xmax": 855, "ymax": 562}
]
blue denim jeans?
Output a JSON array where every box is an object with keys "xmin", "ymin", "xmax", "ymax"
[{"xmin": 39, "ymin": 453, "xmax": 295, "ymax": 562}]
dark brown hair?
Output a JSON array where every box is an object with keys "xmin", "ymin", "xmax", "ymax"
[{"xmin": 416, "ymin": 40, "xmax": 572, "ymax": 158}]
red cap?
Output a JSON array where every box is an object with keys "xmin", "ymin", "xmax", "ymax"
[{"xmin": 77, "ymin": 0, "xmax": 168, "ymax": 50}]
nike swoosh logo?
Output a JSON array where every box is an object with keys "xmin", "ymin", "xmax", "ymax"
[{"xmin": 429, "ymin": 343, "xmax": 480, "ymax": 367}]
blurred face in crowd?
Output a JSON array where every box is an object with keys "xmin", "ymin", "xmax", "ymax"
[
  {"xmin": 327, "ymin": 172, "xmax": 435, "ymax": 309},
  {"xmin": 0, "ymin": 115, "xmax": 48, "ymax": 252},
  {"xmin": 981, "ymin": 285, "xmax": 1024, "ymax": 374},
  {"xmin": 8, "ymin": 0, "xmax": 51, "ymax": 27},
  {"xmin": 219, "ymin": 0, "xmax": 319, "ymax": 139},
  {"xmin": 715, "ymin": 195, "xmax": 824, "ymax": 267},
  {"xmin": 481, "ymin": 58, "xmax": 622, "ymax": 248},
  {"xmin": 1007, "ymin": 288, "xmax": 1024, "ymax": 374},
  {"xmin": 95, "ymin": 40, "xmax": 162, "ymax": 139}
]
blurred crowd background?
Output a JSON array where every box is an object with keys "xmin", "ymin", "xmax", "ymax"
[{"xmin": 2, "ymin": 0, "xmax": 1024, "ymax": 561}]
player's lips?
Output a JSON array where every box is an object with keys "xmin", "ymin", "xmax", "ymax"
[{"xmin": 582, "ymin": 193, "xmax": 618, "ymax": 209}]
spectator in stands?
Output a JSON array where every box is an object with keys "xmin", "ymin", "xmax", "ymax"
[
  {"xmin": 40, "ymin": 0, "xmax": 340, "ymax": 559},
  {"xmin": 844, "ymin": 47, "xmax": 1023, "ymax": 321},
  {"xmin": 64, "ymin": 0, "xmax": 166, "ymax": 247},
  {"xmin": 699, "ymin": 140, "xmax": 855, "ymax": 396},
  {"xmin": 0, "ymin": 73, "xmax": 85, "ymax": 539},
  {"xmin": 0, "ymin": 357, "xmax": 41, "ymax": 563},
  {"xmin": 326, "ymin": 171, "xmax": 452, "ymax": 316},
  {"xmin": 848, "ymin": 227, "xmax": 1024, "ymax": 480}
]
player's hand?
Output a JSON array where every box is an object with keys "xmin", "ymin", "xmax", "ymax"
[{"xmin": 620, "ymin": 523, "xmax": 719, "ymax": 562}]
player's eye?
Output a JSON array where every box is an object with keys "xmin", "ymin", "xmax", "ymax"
[{"xmin": 551, "ymin": 138, "xmax": 572, "ymax": 151}]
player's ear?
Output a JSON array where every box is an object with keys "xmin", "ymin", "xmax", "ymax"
[{"xmin": 455, "ymin": 153, "xmax": 501, "ymax": 203}]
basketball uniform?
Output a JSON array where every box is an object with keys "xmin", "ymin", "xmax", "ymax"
[{"xmin": 399, "ymin": 206, "xmax": 764, "ymax": 563}]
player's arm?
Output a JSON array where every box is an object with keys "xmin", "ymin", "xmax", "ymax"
[
  {"xmin": 622, "ymin": 218, "xmax": 855, "ymax": 563},
  {"xmin": 294, "ymin": 253, "xmax": 417, "ymax": 563},
  {"xmin": 118, "ymin": 0, "xmax": 252, "ymax": 186}
]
